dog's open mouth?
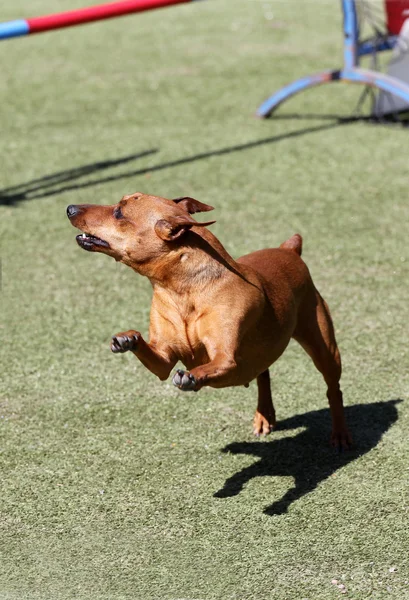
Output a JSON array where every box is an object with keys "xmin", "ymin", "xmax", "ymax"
[{"xmin": 76, "ymin": 232, "xmax": 110, "ymax": 251}]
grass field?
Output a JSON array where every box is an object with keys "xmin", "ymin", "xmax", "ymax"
[{"xmin": 1, "ymin": 1, "xmax": 409, "ymax": 598}]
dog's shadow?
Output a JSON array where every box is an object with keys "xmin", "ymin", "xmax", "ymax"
[{"xmin": 214, "ymin": 400, "xmax": 401, "ymax": 515}]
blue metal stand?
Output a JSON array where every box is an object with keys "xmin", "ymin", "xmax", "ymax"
[{"xmin": 256, "ymin": 0, "xmax": 409, "ymax": 117}]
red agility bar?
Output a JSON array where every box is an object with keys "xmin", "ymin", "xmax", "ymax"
[{"xmin": 26, "ymin": 0, "xmax": 196, "ymax": 34}]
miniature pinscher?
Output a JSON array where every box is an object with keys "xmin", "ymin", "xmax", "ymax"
[{"xmin": 67, "ymin": 193, "xmax": 351, "ymax": 449}]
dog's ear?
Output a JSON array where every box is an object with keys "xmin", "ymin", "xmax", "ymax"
[
  {"xmin": 155, "ymin": 214, "xmax": 216, "ymax": 242},
  {"xmin": 172, "ymin": 197, "xmax": 214, "ymax": 214}
]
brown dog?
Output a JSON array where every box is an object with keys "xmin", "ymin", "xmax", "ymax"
[{"xmin": 67, "ymin": 192, "xmax": 351, "ymax": 449}]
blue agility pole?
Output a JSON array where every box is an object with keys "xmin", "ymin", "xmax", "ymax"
[{"xmin": 257, "ymin": 0, "xmax": 409, "ymax": 117}]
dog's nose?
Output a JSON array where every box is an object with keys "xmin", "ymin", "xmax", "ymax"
[{"xmin": 66, "ymin": 205, "xmax": 81, "ymax": 219}]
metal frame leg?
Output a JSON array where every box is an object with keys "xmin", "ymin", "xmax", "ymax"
[
  {"xmin": 256, "ymin": 0, "xmax": 409, "ymax": 118},
  {"xmin": 256, "ymin": 70, "xmax": 341, "ymax": 118},
  {"xmin": 343, "ymin": 67, "xmax": 409, "ymax": 103},
  {"xmin": 256, "ymin": 67, "xmax": 409, "ymax": 118}
]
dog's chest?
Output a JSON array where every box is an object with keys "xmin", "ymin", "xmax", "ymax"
[
  {"xmin": 177, "ymin": 319, "xmax": 210, "ymax": 369},
  {"xmin": 151, "ymin": 296, "xmax": 210, "ymax": 368}
]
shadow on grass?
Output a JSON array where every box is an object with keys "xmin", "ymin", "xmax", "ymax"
[
  {"xmin": 0, "ymin": 119, "xmax": 354, "ymax": 206},
  {"xmin": 271, "ymin": 113, "xmax": 409, "ymax": 126},
  {"xmin": 214, "ymin": 400, "xmax": 402, "ymax": 516},
  {"xmin": 0, "ymin": 149, "xmax": 158, "ymax": 207}
]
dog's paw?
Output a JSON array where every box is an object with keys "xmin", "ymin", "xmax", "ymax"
[
  {"xmin": 253, "ymin": 410, "xmax": 276, "ymax": 437},
  {"xmin": 330, "ymin": 428, "xmax": 352, "ymax": 451},
  {"xmin": 111, "ymin": 331, "xmax": 140, "ymax": 354},
  {"xmin": 172, "ymin": 369, "xmax": 197, "ymax": 391}
]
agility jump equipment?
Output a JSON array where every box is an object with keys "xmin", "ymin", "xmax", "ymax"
[
  {"xmin": 257, "ymin": 0, "xmax": 409, "ymax": 118},
  {"xmin": 0, "ymin": 0, "xmax": 197, "ymax": 40}
]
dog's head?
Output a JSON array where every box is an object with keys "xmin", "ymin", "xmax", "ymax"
[{"xmin": 67, "ymin": 192, "xmax": 215, "ymax": 271}]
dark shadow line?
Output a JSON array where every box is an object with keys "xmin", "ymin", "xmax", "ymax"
[
  {"xmin": 0, "ymin": 120, "xmax": 350, "ymax": 206},
  {"xmin": 269, "ymin": 113, "xmax": 361, "ymax": 122},
  {"xmin": 0, "ymin": 149, "xmax": 158, "ymax": 197},
  {"xmin": 271, "ymin": 112, "xmax": 409, "ymax": 127}
]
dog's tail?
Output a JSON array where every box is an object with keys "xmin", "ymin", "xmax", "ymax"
[{"xmin": 280, "ymin": 233, "xmax": 302, "ymax": 256}]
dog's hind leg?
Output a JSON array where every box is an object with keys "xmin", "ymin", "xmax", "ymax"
[
  {"xmin": 253, "ymin": 370, "xmax": 276, "ymax": 436},
  {"xmin": 292, "ymin": 289, "xmax": 352, "ymax": 450}
]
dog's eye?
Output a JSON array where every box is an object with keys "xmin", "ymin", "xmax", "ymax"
[{"xmin": 113, "ymin": 206, "xmax": 123, "ymax": 220}]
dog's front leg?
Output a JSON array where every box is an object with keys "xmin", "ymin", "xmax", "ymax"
[
  {"xmin": 111, "ymin": 330, "xmax": 176, "ymax": 381},
  {"xmin": 173, "ymin": 352, "xmax": 237, "ymax": 391}
]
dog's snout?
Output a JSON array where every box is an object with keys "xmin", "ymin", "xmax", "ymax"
[{"xmin": 66, "ymin": 205, "xmax": 82, "ymax": 219}]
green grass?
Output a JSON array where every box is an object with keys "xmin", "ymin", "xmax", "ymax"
[{"xmin": 1, "ymin": 1, "xmax": 409, "ymax": 598}]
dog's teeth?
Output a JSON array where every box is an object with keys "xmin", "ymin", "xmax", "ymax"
[{"xmin": 82, "ymin": 233, "xmax": 87, "ymax": 238}]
